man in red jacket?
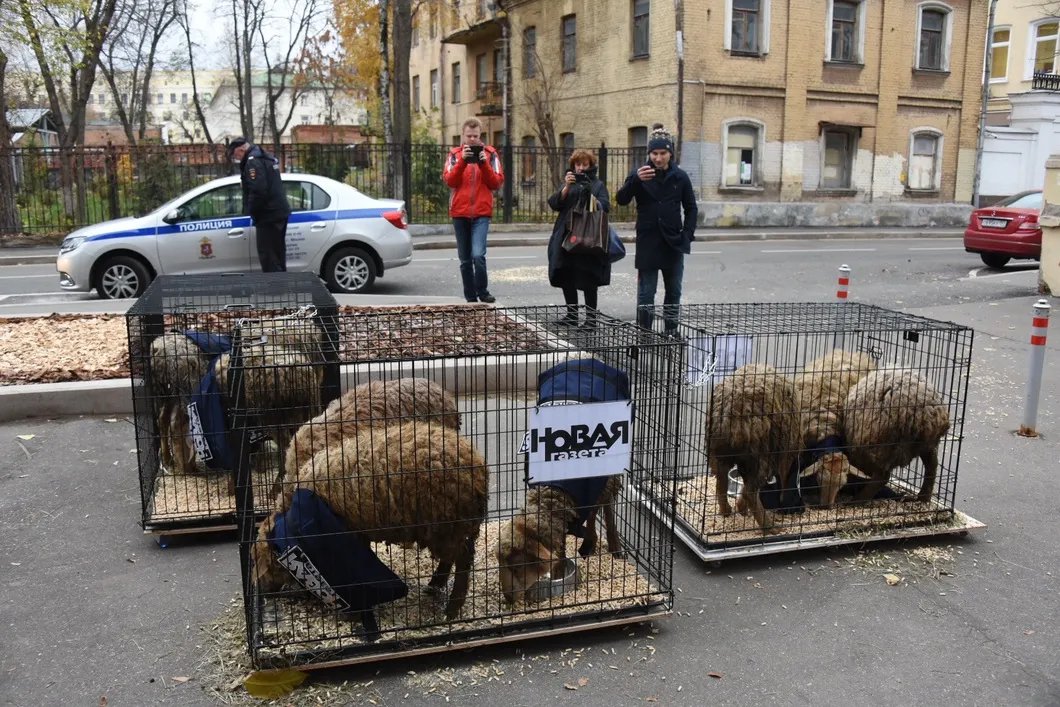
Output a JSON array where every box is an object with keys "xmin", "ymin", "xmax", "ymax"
[{"xmin": 443, "ymin": 118, "xmax": 504, "ymax": 303}]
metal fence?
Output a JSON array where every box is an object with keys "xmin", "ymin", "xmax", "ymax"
[{"xmin": 2, "ymin": 141, "xmax": 646, "ymax": 236}]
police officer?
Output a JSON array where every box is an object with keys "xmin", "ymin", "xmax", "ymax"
[{"xmin": 227, "ymin": 137, "xmax": 291, "ymax": 272}]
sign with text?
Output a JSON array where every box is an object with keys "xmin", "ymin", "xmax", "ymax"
[
  {"xmin": 686, "ymin": 334, "xmax": 754, "ymax": 386},
  {"xmin": 521, "ymin": 400, "xmax": 633, "ymax": 483}
]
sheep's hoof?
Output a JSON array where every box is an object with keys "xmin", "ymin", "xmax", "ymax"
[{"xmin": 610, "ymin": 548, "xmax": 627, "ymax": 560}]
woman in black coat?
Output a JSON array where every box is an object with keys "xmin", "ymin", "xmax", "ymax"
[{"xmin": 547, "ymin": 149, "xmax": 611, "ymax": 326}]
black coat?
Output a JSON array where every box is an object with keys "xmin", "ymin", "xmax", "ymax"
[
  {"xmin": 240, "ymin": 145, "xmax": 292, "ymax": 224},
  {"xmin": 615, "ymin": 163, "xmax": 698, "ymax": 271},
  {"xmin": 546, "ymin": 177, "xmax": 612, "ymax": 290}
]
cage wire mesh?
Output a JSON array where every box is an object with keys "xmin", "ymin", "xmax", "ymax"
[
  {"xmin": 232, "ymin": 305, "xmax": 681, "ymax": 668},
  {"xmin": 125, "ymin": 273, "xmax": 340, "ymax": 535},
  {"xmin": 635, "ymin": 302, "xmax": 979, "ymax": 562}
]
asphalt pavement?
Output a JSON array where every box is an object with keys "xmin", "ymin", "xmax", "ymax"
[{"xmin": 1, "ymin": 232, "xmax": 1057, "ymax": 706}]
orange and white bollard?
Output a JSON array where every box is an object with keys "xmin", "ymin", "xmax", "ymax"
[
  {"xmin": 1019, "ymin": 298, "xmax": 1051, "ymax": 437},
  {"xmin": 836, "ymin": 264, "xmax": 851, "ymax": 300}
]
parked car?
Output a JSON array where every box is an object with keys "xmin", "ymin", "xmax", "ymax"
[
  {"xmin": 56, "ymin": 173, "xmax": 412, "ymax": 299},
  {"xmin": 963, "ymin": 190, "xmax": 1043, "ymax": 268}
]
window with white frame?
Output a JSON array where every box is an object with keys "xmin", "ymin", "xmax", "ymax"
[
  {"xmin": 430, "ymin": 69, "xmax": 439, "ymax": 108},
  {"xmin": 990, "ymin": 27, "xmax": 1010, "ymax": 82},
  {"xmin": 827, "ymin": 0, "xmax": 863, "ymax": 63},
  {"xmin": 821, "ymin": 127, "xmax": 857, "ymax": 189},
  {"xmin": 908, "ymin": 130, "xmax": 942, "ymax": 191},
  {"xmin": 731, "ymin": 0, "xmax": 762, "ymax": 54},
  {"xmin": 722, "ymin": 121, "xmax": 761, "ymax": 187},
  {"xmin": 1029, "ymin": 20, "xmax": 1058, "ymax": 76},
  {"xmin": 412, "ymin": 75, "xmax": 421, "ymax": 112},
  {"xmin": 916, "ymin": 4, "xmax": 952, "ymax": 71}
]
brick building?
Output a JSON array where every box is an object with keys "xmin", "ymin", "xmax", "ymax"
[{"xmin": 409, "ymin": 0, "xmax": 989, "ymax": 224}]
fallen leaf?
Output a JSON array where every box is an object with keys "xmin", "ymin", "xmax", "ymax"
[
  {"xmin": 16, "ymin": 434, "xmax": 35, "ymax": 441},
  {"xmin": 563, "ymin": 682, "xmax": 579, "ymax": 691},
  {"xmin": 578, "ymin": 677, "xmax": 589, "ymax": 687},
  {"xmin": 884, "ymin": 573, "xmax": 902, "ymax": 586},
  {"xmin": 1024, "ymin": 630, "xmax": 1035, "ymax": 636},
  {"xmin": 171, "ymin": 676, "xmax": 190, "ymax": 683},
  {"xmin": 708, "ymin": 672, "xmax": 724, "ymax": 679},
  {"xmin": 104, "ymin": 418, "xmax": 119, "ymax": 423},
  {"xmin": 646, "ymin": 698, "xmax": 658, "ymax": 703}
]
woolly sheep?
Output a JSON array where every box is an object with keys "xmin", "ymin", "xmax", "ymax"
[
  {"xmin": 253, "ymin": 420, "xmax": 489, "ymax": 621},
  {"xmin": 149, "ymin": 332, "xmax": 210, "ymax": 474},
  {"xmin": 708, "ymin": 363, "xmax": 801, "ymax": 532},
  {"xmin": 284, "ymin": 377, "xmax": 461, "ymax": 482},
  {"xmin": 840, "ymin": 370, "xmax": 950, "ymax": 503},
  {"xmin": 792, "ymin": 349, "xmax": 877, "ymax": 507},
  {"xmin": 496, "ymin": 476, "xmax": 624, "ymax": 605}
]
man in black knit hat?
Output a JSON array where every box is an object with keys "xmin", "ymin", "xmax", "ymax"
[{"xmin": 616, "ymin": 126, "xmax": 698, "ymax": 336}]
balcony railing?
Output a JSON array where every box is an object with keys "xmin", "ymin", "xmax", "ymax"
[
  {"xmin": 1032, "ymin": 71, "xmax": 1060, "ymax": 92},
  {"xmin": 475, "ymin": 81, "xmax": 504, "ymax": 116}
]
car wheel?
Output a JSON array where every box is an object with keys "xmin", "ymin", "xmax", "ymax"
[
  {"xmin": 325, "ymin": 246, "xmax": 376, "ymax": 294},
  {"xmin": 96, "ymin": 255, "xmax": 151, "ymax": 299},
  {"xmin": 980, "ymin": 253, "xmax": 1011, "ymax": 269}
]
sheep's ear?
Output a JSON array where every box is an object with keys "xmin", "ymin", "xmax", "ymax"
[
  {"xmin": 847, "ymin": 464, "xmax": 871, "ymax": 479},
  {"xmin": 799, "ymin": 464, "xmax": 819, "ymax": 478}
]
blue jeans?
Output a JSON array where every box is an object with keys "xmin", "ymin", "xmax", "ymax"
[
  {"xmin": 453, "ymin": 217, "xmax": 490, "ymax": 301},
  {"xmin": 637, "ymin": 256, "xmax": 684, "ymax": 331}
]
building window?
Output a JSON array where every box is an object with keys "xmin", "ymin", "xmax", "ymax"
[
  {"xmin": 429, "ymin": 4, "xmax": 438, "ymax": 39},
  {"xmin": 523, "ymin": 26, "xmax": 537, "ymax": 78},
  {"xmin": 908, "ymin": 130, "xmax": 942, "ymax": 191},
  {"xmin": 99, "ymin": 93, "xmax": 106, "ymax": 103},
  {"xmin": 493, "ymin": 130, "xmax": 505, "ymax": 147},
  {"xmin": 430, "ymin": 69, "xmax": 439, "ymax": 108},
  {"xmin": 493, "ymin": 49, "xmax": 505, "ymax": 83},
  {"xmin": 561, "ymin": 15, "xmax": 577, "ymax": 73},
  {"xmin": 723, "ymin": 122, "xmax": 761, "ymax": 186},
  {"xmin": 301, "ymin": 115, "xmax": 310, "ymax": 125},
  {"xmin": 476, "ymin": 53, "xmax": 488, "ymax": 92},
  {"xmin": 412, "ymin": 21, "xmax": 419, "ymax": 47},
  {"xmin": 731, "ymin": 0, "xmax": 761, "ymax": 55},
  {"xmin": 451, "ymin": 62, "xmax": 461, "ymax": 103},
  {"xmin": 632, "ymin": 0, "xmax": 650, "ymax": 57},
  {"xmin": 170, "ymin": 93, "xmax": 176, "ymax": 104},
  {"xmin": 521, "ymin": 135, "xmax": 537, "ymax": 182},
  {"xmin": 628, "ymin": 125, "xmax": 648, "ymax": 151},
  {"xmin": 1030, "ymin": 20, "xmax": 1058, "ymax": 76},
  {"xmin": 560, "ymin": 132, "xmax": 575, "ymax": 152},
  {"xmin": 157, "ymin": 93, "xmax": 163, "ymax": 105},
  {"xmin": 829, "ymin": 0, "xmax": 861, "ymax": 63},
  {"xmin": 412, "ymin": 75, "xmax": 421, "ymax": 112},
  {"xmin": 181, "ymin": 93, "xmax": 188, "ymax": 104},
  {"xmin": 916, "ymin": 4, "xmax": 952, "ymax": 71},
  {"xmin": 821, "ymin": 127, "xmax": 857, "ymax": 190},
  {"xmin": 990, "ymin": 27, "xmax": 1010, "ymax": 81}
]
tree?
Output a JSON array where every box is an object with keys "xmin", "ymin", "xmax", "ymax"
[
  {"xmin": 0, "ymin": 0, "xmax": 24, "ymax": 234},
  {"xmin": 176, "ymin": 0, "xmax": 215, "ymax": 146},
  {"xmin": 522, "ymin": 44, "xmax": 567, "ymax": 190},
  {"xmin": 258, "ymin": 0, "xmax": 326, "ymax": 148},
  {"xmin": 226, "ymin": 0, "xmax": 266, "ymax": 141},
  {"xmin": 16, "ymin": 0, "xmax": 120, "ymax": 218}
]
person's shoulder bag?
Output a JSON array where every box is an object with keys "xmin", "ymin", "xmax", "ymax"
[{"xmin": 562, "ymin": 192, "xmax": 609, "ymax": 257}]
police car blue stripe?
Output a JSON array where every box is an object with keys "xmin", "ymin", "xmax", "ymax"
[{"xmin": 81, "ymin": 208, "xmax": 391, "ymax": 244}]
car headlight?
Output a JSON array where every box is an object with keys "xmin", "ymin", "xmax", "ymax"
[{"xmin": 59, "ymin": 236, "xmax": 87, "ymax": 254}]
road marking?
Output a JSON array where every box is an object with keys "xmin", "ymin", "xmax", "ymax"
[
  {"xmin": 415, "ymin": 255, "xmax": 539, "ymax": 262},
  {"xmin": 0, "ymin": 274, "xmax": 56, "ymax": 280},
  {"xmin": 760, "ymin": 248, "xmax": 877, "ymax": 253},
  {"xmin": 907, "ymin": 246, "xmax": 964, "ymax": 251},
  {"xmin": 688, "ymin": 250, "xmax": 722, "ymax": 255},
  {"xmin": 965, "ymin": 266, "xmax": 1039, "ymax": 279}
]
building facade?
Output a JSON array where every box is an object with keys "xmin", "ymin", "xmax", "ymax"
[{"xmin": 409, "ymin": 0, "xmax": 989, "ymax": 223}]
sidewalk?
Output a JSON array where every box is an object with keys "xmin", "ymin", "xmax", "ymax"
[{"xmin": 0, "ymin": 226, "xmax": 964, "ymax": 265}]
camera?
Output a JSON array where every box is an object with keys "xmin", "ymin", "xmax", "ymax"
[
  {"xmin": 574, "ymin": 172, "xmax": 590, "ymax": 184},
  {"xmin": 465, "ymin": 144, "xmax": 484, "ymax": 162}
]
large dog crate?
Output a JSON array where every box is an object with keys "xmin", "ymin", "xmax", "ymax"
[
  {"xmin": 633, "ymin": 302, "xmax": 984, "ymax": 563},
  {"xmin": 231, "ymin": 305, "xmax": 682, "ymax": 669},
  {"xmin": 126, "ymin": 273, "xmax": 340, "ymax": 539}
]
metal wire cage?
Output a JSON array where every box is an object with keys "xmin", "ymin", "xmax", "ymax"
[
  {"xmin": 125, "ymin": 273, "xmax": 340, "ymax": 538},
  {"xmin": 635, "ymin": 302, "xmax": 981, "ymax": 562},
  {"xmin": 231, "ymin": 305, "xmax": 681, "ymax": 669}
]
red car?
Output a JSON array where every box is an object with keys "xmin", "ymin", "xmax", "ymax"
[{"xmin": 964, "ymin": 190, "xmax": 1043, "ymax": 268}]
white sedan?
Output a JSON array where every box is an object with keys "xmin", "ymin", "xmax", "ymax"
[{"xmin": 56, "ymin": 173, "xmax": 412, "ymax": 299}]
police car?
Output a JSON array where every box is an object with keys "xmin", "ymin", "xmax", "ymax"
[{"xmin": 56, "ymin": 173, "xmax": 412, "ymax": 299}]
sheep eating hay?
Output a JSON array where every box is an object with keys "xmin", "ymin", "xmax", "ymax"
[
  {"xmin": 496, "ymin": 475, "xmax": 624, "ymax": 605},
  {"xmin": 841, "ymin": 370, "xmax": 950, "ymax": 503},
  {"xmin": 253, "ymin": 420, "xmax": 489, "ymax": 621},
  {"xmin": 708, "ymin": 363, "xmax": 800, "ymax": 532}
]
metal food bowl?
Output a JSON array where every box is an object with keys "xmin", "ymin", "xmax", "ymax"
[
  {"xmin": 727, "ymin": 468, "xmax": 743, "ymax": 498},
  {"xmin": 525, "ymin": 557, "xmax": 579, "ymax": 603}
]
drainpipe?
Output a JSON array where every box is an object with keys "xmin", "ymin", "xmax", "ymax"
[
  {"xmin": 973, "ymin": 0, "xmax": 998, "ymax": 208},
  {"xmin": 675, "ymin": 0, "xmax": 685, "ymax": 161}
]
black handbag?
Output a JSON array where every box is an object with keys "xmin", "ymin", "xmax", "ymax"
[{"xmin": 562, "ymin": 194, "xmax": 609, "ymax": 256}]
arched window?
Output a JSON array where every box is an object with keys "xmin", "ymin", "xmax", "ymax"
[
  {"xmin": 908, "ymin": 129, "xmax": 943, "ymax": 191},
  {"xmin": 915, "ymin": 3, "xmax": 953, "ymax": 71},
  {"xmin": 721, "ymin": 120, "xmax": 764, "ymax": 187}
]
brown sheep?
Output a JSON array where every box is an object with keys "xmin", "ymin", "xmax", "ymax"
[
  {"xmin": 840, "ymin": 370, "xmax": 950, "ymax": 503},
  {"xmin": 496, "ymin": 475, "xmax": 624, "ymax": 605},
  {"xmin": 284, "ymin": 377, "xmax": 461, "ymax": 482},
  {"xmin": 252, "ymin": 421, "xmax": 489, "ymax": 621},
  {"xmin": 708, "ymin": 363, "xmax": 800, "ymax": 532},
  {"xmin": 793, "ymin": 349, "xmax": 877, "ymax": 507},
  {"xmin": 149, "ymin": 332, "xmax": 210, "ymax": 474}
]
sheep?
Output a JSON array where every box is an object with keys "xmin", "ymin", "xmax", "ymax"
[
  {"xmin": 792, "ymin": 349, "xmax": 877, "ymax": 507},
  {"xmin": 283, "ymin": 377, "xmax": 461, "ymax": 482},
  {"xmin": 148, "ymin": 332, "xmax": 210, "ymax": 474},
  {"xmin": 496, "ymin": 475, "xmax": 624, "ymax": 605},
  {"xmin": 707, "ymin": 363, "xmax": 801, "ymax": 532},
  {"xmin": 840, "ymin": 370, "xmax": 950, "ymax": 504},
  {"xmin": 252, "ymin": 420, "xmax": 489, "ymax": 621}
]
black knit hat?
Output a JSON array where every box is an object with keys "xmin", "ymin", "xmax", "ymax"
[
  {"xmin": 226, "ymin": 136, "xmax": 248, "ymax": 157},
  {"xmin": 647, "ymin": 127, "xmax": 674, "ymax": 154}
]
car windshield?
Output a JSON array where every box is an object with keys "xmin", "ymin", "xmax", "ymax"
[{"xmin": 996, "ymin": 192, "xmax": 1043, "ymax": 210}]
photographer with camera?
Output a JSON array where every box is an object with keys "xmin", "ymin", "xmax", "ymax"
[
  {"xmin": 615, "ymin": 126, "xmax": 698, "ymax": 336},
  {"xmin": 546, "ymin": 149, "xmax": 612, "ymax": 327},
  {"xmin": 443, "ymin": 118, "xmax": 504, "ymax": 303}
]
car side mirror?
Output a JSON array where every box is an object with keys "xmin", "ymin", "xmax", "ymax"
[{"xmin": 163, "ymin": 209, "xmax": 182, "ymax": 224}]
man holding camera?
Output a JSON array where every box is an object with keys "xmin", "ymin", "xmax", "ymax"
[
  {"xmin": 616, "ymin": 127, "xmax": 698, "ymax": 336},
  {"xmin": 443, "ymin": 118, "xmax": 504, "ymax": 303},
  {"xmin": 227, "ymin": 137, "xmax": 291, "ymax": 273}
]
